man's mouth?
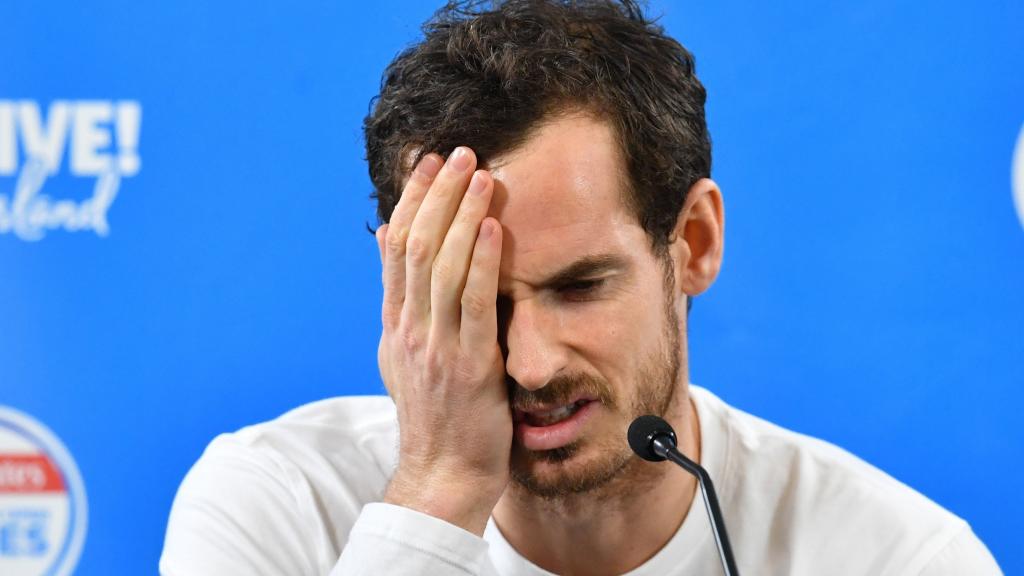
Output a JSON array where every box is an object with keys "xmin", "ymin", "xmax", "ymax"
[
  {"xmin": 512, "ymin": 397, "xmax": 600, "ymax": 451},
  {"xmin": 514, "ymin": 398, "xmax": 595, "ymax": 427}
]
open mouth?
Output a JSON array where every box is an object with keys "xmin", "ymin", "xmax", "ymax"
[
  {"xmin": 520, "ymin": 399, "xmax": 592, "ymax": 427},
  {"xmin": 513, "ymin": 398, "xmax": 599, "ymax": 451}
]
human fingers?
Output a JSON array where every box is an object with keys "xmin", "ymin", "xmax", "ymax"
[
  {"xmin": 459, "ymin": 217, "xmax": 502, "ymax": 351},
  {"xmin": 403, "ymin": 146, "xmax": 477, "ymax": 323},
  {"xmin": 376, "ymin": 223, "xmax": 388, "ymax": 267},
  {"xmin": 382, "ymin": 154, "xmax": 443, "ymax": 329},
  {"xmin": 429, "ymin": 170, "xmax": 494, "ymax": 339}
]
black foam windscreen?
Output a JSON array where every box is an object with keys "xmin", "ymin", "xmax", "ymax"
[{"xmin": 627, "ymin": 414, "xmax": 677, "ymax": 462}]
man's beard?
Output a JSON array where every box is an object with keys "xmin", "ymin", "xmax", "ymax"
[{"xmin": 507, "ymin": 291, "xmax": 682, "ymax": 500}]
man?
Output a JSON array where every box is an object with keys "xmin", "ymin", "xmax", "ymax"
[{"xmin": 161, "ymin": 1, "xmax": 1001, "ymax": 574}]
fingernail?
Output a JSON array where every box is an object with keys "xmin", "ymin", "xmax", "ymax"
[
  {"xmin": 469, "ymin": 171, "xmax": 489, "ymax": 196},
  {"xmin": 480, "ymin": 220, "xmax": 494, "ymax": 239},
  {"xmin": 415, "ymin": 155, "xmax": 442, "ymax": 178},
  {"xmin": 448, "ymin": 147, "xmax": 473, "ymax": 172}
]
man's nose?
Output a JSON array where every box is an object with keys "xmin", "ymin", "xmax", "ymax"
[{"xmin": 501, "ymin": 299, "xmax": 567, "ymax": 391}]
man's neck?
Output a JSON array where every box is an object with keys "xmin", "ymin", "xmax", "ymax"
[{"xmin": 491, "ymin": 392, "xmax": 702, "ymax": 576}]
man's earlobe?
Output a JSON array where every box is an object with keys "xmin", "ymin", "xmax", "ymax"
[{"xmin": 671, "ymin": 178, "xmax": 725, "ymax": 297}]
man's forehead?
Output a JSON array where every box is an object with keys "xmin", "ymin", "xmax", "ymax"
[{"xmin": 484, "ymin": 114, "xmax": 646, "ymax": 290}]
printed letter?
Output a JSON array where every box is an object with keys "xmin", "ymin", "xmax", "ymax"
[
  {"xmin": 71, "ymin": 101, "xmax": 114, "ymax": 176},
  {"xmin": 0, "ymin": 102, "xmax": 15, "ymax": 175},
  {"xmin": 17, "ymin": 101, "xmax": 70, "ymax": 175}
]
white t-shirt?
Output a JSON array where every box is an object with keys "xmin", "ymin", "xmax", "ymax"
[{"xmin": 160, "ymin": 386, "xmax": 1002, "ymax": 575}]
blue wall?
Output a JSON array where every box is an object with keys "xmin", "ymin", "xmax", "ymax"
[{"xmin": 1, "ymin": 1, "xmax": 1021, "ymax": 573}]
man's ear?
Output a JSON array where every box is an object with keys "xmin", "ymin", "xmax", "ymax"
[{"xmin": 669, "ymin": 178, "xmax": 725, "ymax": 297}]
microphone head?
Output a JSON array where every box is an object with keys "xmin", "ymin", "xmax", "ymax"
[{"xmin": 627, "ymin": 415, "xmax": 677, "ymax": 462}]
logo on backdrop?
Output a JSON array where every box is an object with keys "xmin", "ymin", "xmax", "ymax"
[
  {"xmin": 1014, "ymin": 121, "xmax": 1024, "ymax": 231},
  {"xmin": 0, "ymin": 100, "xmax": 142, "ymax": 241},
  {"xmin": 0, "ymin": 406, "xmax": 87, "ymax": 576}
]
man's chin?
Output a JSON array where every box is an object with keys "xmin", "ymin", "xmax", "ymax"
[{"xmin": 509, "ymin": 442, "xmax": 633, "ymax": 499}]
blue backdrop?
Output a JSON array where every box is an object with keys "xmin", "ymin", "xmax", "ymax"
[{"xmin": 1, "ymin": 1, "xmax": 1022, "ymax": 573}]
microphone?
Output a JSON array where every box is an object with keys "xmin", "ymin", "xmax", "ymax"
[{"xmin": 628, "ymin": 415, "xmax": 741, "ymax": 576}]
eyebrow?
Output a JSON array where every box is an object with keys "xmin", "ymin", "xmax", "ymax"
[{"xmin": 537, "ymin": 253, "xmax": 632, "ymax": 288}]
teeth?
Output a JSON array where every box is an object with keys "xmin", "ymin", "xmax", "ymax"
[{"xmin": 527, "ymin": 402, "xmax": 582, "ymax": 426}]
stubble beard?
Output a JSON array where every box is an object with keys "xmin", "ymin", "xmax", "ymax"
[{"xmin": 508, "ymin": 291, "xmax": 683, "ymax": 501}]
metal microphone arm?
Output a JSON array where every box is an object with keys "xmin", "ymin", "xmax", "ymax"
[{"xmin": 651, "ymin": 435, "xmax": 740, "ymax": 576}]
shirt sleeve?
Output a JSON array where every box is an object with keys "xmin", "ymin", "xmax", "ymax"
[
  {"xmin": 330, "ymin": 503, "xmax": 498, "ymax": 576},
  {"xmin": 916, "ymin": 525, "xmax": 1003, "ymax": 576}
]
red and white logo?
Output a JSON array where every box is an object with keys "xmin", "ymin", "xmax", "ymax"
[{"xmin": 0, "ymin": 406, "xmax": 87, "ymax": 576}]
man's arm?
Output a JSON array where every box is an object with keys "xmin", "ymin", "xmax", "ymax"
[{"xmin": 331, "ymin": 503, "xmax": 498, "ymax": 576}]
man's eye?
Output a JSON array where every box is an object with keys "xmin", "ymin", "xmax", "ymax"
[{"xmin": 558, "ymin": 279, "xmax": 603, "ymax": 297}]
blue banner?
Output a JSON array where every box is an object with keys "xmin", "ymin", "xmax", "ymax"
[{"xmin": 2, "ymin": 1, "xmax": 1021, "ymax": 573}]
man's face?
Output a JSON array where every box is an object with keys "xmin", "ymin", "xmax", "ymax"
[{"xmin": 488, "ymin": 113, "xmax": 687, "ymax": 499}]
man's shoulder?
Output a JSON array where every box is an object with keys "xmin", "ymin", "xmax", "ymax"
[
  {"xmin": 163, "ymin": 396, "xmax": 399, "ymax": 573},
  {"xmin": 265, "ymin": 394, "xmax": 398, "ymax": 446},
  {"xmin": 695, "ymin": 386, "xmax": 951, "ymax": 514},
  {"xmin": 214, "ymin": 394, "xmax": 399, "ymax": 488},
  {"xmin": 161, "ymin": 397, "xmax": 397, "ymax": 569},
  {"xmin": 693, "ymin": 386, "xmax": 998, "ymax": 574}
]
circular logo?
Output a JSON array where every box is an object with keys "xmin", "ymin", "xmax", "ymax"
[
  {"xmin": 0, "ymin": 407, "xmax": 87, "ymax": 576},
  {"xmin": 1014, "ymin": 121, "xmax": 1024, "ymax": 230}
]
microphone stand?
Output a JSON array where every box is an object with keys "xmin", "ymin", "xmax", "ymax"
[{"xmin": 650, "ymin": 435, "xmax": 740, "ymax": 576}]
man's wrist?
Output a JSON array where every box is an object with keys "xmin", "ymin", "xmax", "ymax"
[{"xmin": 383, "ymin": 470, "xmax": 502, "ymax": 536}]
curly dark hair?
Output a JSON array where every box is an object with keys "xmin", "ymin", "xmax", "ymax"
[{"xmin": 364, "ymin": 0, "xmax": 711, "ymax": 254}]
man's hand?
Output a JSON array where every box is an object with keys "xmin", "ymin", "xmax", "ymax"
[{"xmin": 374, "ymin": 147, "xmax": 509, "ymax": 536}]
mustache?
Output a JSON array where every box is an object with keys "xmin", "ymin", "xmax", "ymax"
[{"xmin": 507, "ymin": 372, "xmax": 616, "ymax": 411}]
